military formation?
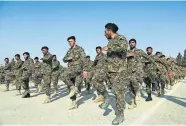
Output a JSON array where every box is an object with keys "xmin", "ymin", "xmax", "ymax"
[{"xmin": 1, "ymin": 23, "xmax": 186, "ymax": 125}]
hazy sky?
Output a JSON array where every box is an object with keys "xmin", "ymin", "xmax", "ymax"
[{"xmin": 0, "ymin": 1, "xmax": 186, "ymax": 66}]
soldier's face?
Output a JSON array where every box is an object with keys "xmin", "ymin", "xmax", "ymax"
[
  {"xmin": 34, "ymin": 59, "xmax": 38, "ymax": 62},
  {"xmin": 68, "ymin": 39, "xmax": 75, "ymax": 47},
  {"xmin": 147, "ymin": 49, "xmax": 152, "ymax": 55},
  {"xmin": 105, "ymin": 29, "xmax": 111, "ymax": 39},
  {"xmin": 4, "ymin": 59, "xmax": 9, "ymax": 63},
  {"xmin": 15, "ymin": 56, "xmax": 19, "ymax": 60},
  {"xmin": 96, "ymin": 49, "xmax": 101, "ymax": 55},
  {"xmin": 42, "ymin": 49, "xmax": 48, "ymax": 55},
  {"xmin": 53, "ymin": 56, "xmax": 56, "ymax": 60},
  {"xmin": 129, "ymin": 41, "xmax": 136, "ymax": 49}
]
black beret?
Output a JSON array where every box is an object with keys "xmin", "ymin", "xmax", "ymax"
[{"xmin": 41, "ymin": 46, "xmax": 49, "ymax": 50}]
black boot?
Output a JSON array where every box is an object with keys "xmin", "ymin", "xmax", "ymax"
[
  {"xmin": 112, "ymin": 112, "xmax": 124, "ymax": 125},
  {"xmin": 22, "ymin": 90, "xmax": 30, "ymax": 98},
  {"xmin": 161, "ymin": 89, "xmax": 165, "ymax": 96},
  {"xmin": 99, "ymin": 92, "xmax": 111, "ymax": 109},
  {"xmin": 145, "ymin": 94, "xmax": 152, "ymax": 101}
]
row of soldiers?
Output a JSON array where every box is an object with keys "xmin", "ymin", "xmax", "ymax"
[{"xmin": 1, "ymin": 23, "xmax": 186, "ymax": 125}]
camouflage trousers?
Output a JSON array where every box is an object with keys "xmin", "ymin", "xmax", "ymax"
[
  {"xmin": 126, "ymin": 75, "xmax": 140, "ymax": 100},
  {"xmin": 144, "ymin": 72, "xmax": 159, "ymax": 94},
  {"xmin": 157, "ymin": 73, "xmax": 168, "ymax": 92},
  {"xmin": 32, "ymin": 72, "xmax": 42, "ymax": 88},
  {"xmin": 42, "ymin": 73, "xmax": 52, "ymax": 96},
  {"xmin": 20, "ymin": 72, "xmax": 32, "ymax": 91},
  {"xmin": 108, "ymin": 72, "xmax": 128, "ymax": 113},
  {"xmin": 5, "ymin": 72, "xmax": 14, "ymax": 89},
  {"xmin": 52, "ymin": 71, "xmax": 60, "ymax": 91},
  {"xmin": 15, "ymin": 75, "xmax": 22, "ymax": 90},
  {"xmin": 90, "ymin": 69, "xmax": 108, "ymax": 96},
  {"xmin": 62, "ymin": 68, "xmax": 83, "ymax": 100},
  {"xmin": 0, "ymin": 74, "xmax": 5, "ymax": 84}
]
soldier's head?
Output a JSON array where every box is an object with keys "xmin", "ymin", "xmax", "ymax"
[
  {"xmin": 129, "ymin": 39, "xmax": 136, "ymax": 49},
  {"xmin": 52, "ymin": 55, "xmax": 57, "ymax": 61},
  {"xmin": 4, "ymin": 58, "xmax": 9, "ymax": 63},
  {"xmin": 34, "ymin": 57, "xmax": 39, "ymax": 62},
  {"xmin": 23, "ymin": 52, "xmax": 30, "ymax": 60},
  {"xmin": 86, "ymin": 56, "xmax": 90, "ymax": 61},
  {"xmin": 96, "ymin": 46, "xmax": 102, "ymax": 55},
  {"xmin": 15, "ymin": 54, "xmax": 20, "ymax": 60},
  {"xmin": 105, "ymin": 23, "xmax": 118, "ymax": 39},
  {"xmin": 155, "ymin": 51, "xmax": 162, "ymax": 57},
  {"xmin": 67, "ymin": 36, "xmax": 76, "ymax": 48},
  {"xmin": 146, "ymin": 47, "xmax": 153, "ymax": 55},
  {"xmin": 41, "ymin": 46, "xmax": 49, "ymax": 55}
]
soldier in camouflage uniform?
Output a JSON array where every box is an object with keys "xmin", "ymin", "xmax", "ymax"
[
  {"xmin": 32, "ymin": 57, "xmax": 43, "ymax": 93},
  {"xmin": 52, "ymin": 55, "xmax": 61, "ymax": 96},
  {"xmin": 14, "ymin": 54, "xmax": 23, "ymax": 95},
  {"xmin": 20, "ymin": 52, "xmax": 34, "ymax": 98},
  {"xmin": 87, "ymin": 46, "xmax": 108, "ymax": 103},
  {"xmin": 155, "ymin": 52, "xmax": 170, "ymax": 97},
  {"xmin": 102, "ymin": 23, "xmax": 128, "ymax": 125},
  {"xmin": 0, "ymin": 64, "xmax": 5, "ymax": 84},
  {"xmin": 84, "ymin": 56, "xmax": 94, "ymax": 93},
  {"xmin": 63, "ymin": 36, "xmax": 88, "ymax": 110},
  {"xmin": 143, "ymin": 47, "xmax": 159, "ymax": 101},
  {"xmin": 3, "ymin": 58, "xmax": 12, "ymax": 91},
  {"xmin": 41, "ymin": 46, "xmax": 53, "ymax": 103},
  {"xmin": 10, "ymin": 58, "xmax": 16, "ymax": 86},
  {"xmin": 127, "ymin": 39, "xmax": 156, "ymax": 108}
]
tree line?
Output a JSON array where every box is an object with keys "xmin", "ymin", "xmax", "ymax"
[{"xmin": 176, "ymin": 49, "xmax": 186, "ymax": 67}]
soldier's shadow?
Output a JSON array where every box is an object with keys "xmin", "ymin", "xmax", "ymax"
[
  {"xmin": 77, "ymin": 89, "xmax": 97, "ymax": 106},
  {"xmin": 51, "ymin": 86, "xmax": 69, "ymax": 102}
]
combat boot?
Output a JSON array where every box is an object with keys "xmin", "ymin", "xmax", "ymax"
[
  {"xmin": 156, "ymin": 90, "xmax": 161, "ymax": 97},
  {"xmin": 68, "ymin": 101, "xmax": 78, "ymax": 110},
  {"xmin": 135, "ymin": 96, "xmax": 141, "ymax": 101},
  {"xmin": 128, "ymin": 103, "xmax": 137, "ymax": 109},
  {"xmin": 145, "ymin": 94, "xmax": 152, "ymax": 101},
  {"xmin": 99, "ymin": 92, "xmax": 111, "ymax": 109},
  {"xmin": 43, "ymin": 96, "xmax": 51, "ymax": 104},
  {"xmin": 160, "ymin": 89, "xmax": 165, "ymax": 96},
  {"xmin": 112, "ymin": 112, "xmax": 124, "ymax": 125},
  {"xmin": 94, "ymin": 95, "xmax": 104, "ymax": 102},
  {"xmin": 69, "ymin": 86, "xmax": 76, "ymax": 98},
  {"xmin": 22, "ymin": 90, "xmax": 31, "ymax": 98}
]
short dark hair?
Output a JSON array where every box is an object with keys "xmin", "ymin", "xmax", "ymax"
[
  {"xmin": 23, "ymin": 52, "xmax": 30, "ymax": 56},
  {"xmin": 86, "ymin": 56, "xmax": 90, "ymax": 58},
  {"xmin": 129, "ymin": 39, "xmax": 136, "ymax": 44},
  {"xmin": 105, "ymin": 23, "xmax": 118, "ymax": 33},
  {"xmin": 67, "ymin": 36, "xmax": 76, "ymax": 41},
  {"xmin": 15, "ymin": 54, "xmax": 20, "ymax": 58},
  {"xmin": 4, "ymin": 58, "xmax": 9, "ymax": 60},
  {"xmin": 41, "ymin": 46, "xmax": 49, "ymax": 50},
  {"xmin": 146, "ymin": 47, "xmax": 153, "ymax": 51},
  {"xmin": 52, "ymin": 55, "xmax": 56, "ymax": 58},
  {"xmin": 155, "ymin": 51, "xmax": 161, "ymax": 55},
  {"xmin": 96, "ymin": 46, "xmax": 102, "ymax": 50},
  {"xmin": 34, "ymin": 57, "xmax": 39, "ymax": 60}
]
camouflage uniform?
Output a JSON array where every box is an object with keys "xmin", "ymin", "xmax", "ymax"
[
  {"xmin": 0, "ymin": 65, "xmax": 5, "ymax": 84},
  {"xmin": 84, "ymin": 60, "xmax": 94, "ymax": 91},
  {"xmin": 63, "ymin": 45, "xmax": 88, "ymax": 109},
  {"xmin": 88, "ymin": 53, "xmax": 108, "ymax": 100},
  {"xmin": 4, "ymin": 62, "xmax": 12, "ymax": 90},
  {"xmin": 41, "ymin": 53, "xmax": 53, "ymax": 100},
  {"xmin": 32, "ymin": 61, "xmax": 43, "ymax": 92},
  {"xmin": 20, "ymin": 57, "xmax": 34, "ymax": 97},
  {"xmin": 103, "ymin": 34, "xmax": 128, "ymax": 124},
  {"xmin": 14, "ymin": 59, "xmax": 23, "ymax": 93},
  {"xmin": 10, "ymin": 58, "xmax": 16, "ymax": 85},
  {"xmin": 143, "ymin": 55, "xmax": 159, "ymax": 99},
  {"xmin": 127, "ymin": 48, "xmax": 153, "ymax": 107},
  {"xmin": 52, "ymin": 59, "xmax": 60, "ymax": 94}
]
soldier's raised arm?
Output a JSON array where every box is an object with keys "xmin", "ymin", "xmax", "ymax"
[{"xmin": 63, "ymin": 50, "xmax": 71, "ymax": 63}]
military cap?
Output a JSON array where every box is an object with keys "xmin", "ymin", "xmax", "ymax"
[
  {"xmin": 23, "ymin": 52, "xmax": 30, "ymax": 56},
  {"xmin": 34, "ymin": 57, "xmax": 39, "ymax": 60}
]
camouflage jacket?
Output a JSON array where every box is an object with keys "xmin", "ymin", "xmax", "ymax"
[
  {"xmin": 92, "ymin": 53, "xmax": 108, "ymax": 71},
  {"xmin": 22, "ymin": 57, "xmax": 34, "ymax": 76},
  {"xmin": 4, "ymin": 62, "xmax": 11, "ymax": 74},
  {"xmin": 52, "ymin": 60, "xmax": 60, "ymax": 72},
  {"xmin": 14, "ymin": 59, "xmax": 23, "ymax": 76},
  {"xmin": 87, "ymin": 60, "xmax": 94, "ymax": 72},
  {"xmin": 42, "ymin": 52, "xmax": 53, "ymax": 74},
  {"xmin": 63, "ymin": 45, "xmax": 88, "ymax": 72},
  {"xmin": 33, "ymin": 61, "xmax": 42, "ymax": 74},
  {"xmin": 0, "ymin": 66, "xmax": 4, "ymax": 74},
  {"xmin": 127, "ymin": 48, "xmax": 154, "ymax": 76},
  {"xmin": 107, "ymin": 34, "xmax": 128, "ymax": 73},
  {"xmin": 156, "ymin": 57, "xmax": 169, "ymax": 75}
]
